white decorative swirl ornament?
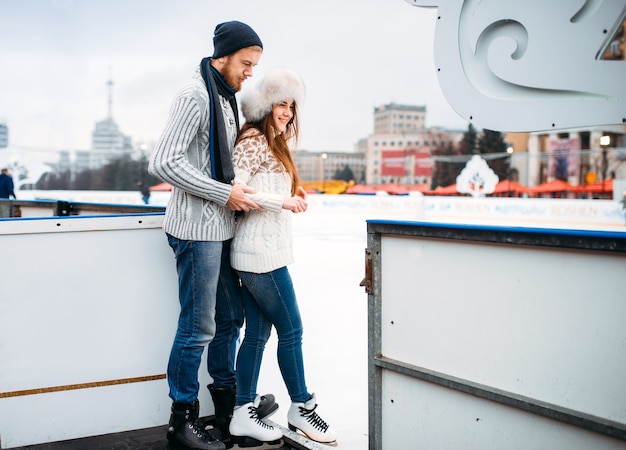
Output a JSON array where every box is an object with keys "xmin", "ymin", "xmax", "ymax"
[{"xmin": 406, "ymin": 0, "xmax": 626, "ymax": 131}]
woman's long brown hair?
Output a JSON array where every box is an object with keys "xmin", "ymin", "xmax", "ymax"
[{"xmin": 237, "ymin": 103, "xmax": 301, "ymax": 196}]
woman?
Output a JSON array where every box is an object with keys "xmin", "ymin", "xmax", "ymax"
[{"xmin": 227, "ymin": 68, "xmax": 337, "ymax": 446}]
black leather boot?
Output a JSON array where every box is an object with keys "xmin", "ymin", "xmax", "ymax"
[
  {"xmin": 166, "ymin": 400, "xmax": 226, "ymax": 450},
  {"xmin": 206, "ymin": 384, "xmax": 235, "ymax": 447}
]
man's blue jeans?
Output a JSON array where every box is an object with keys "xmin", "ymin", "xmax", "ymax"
[
  {"xmin": 234, "ymin": 266, "xmax": 309, "ymax": 406},
  {"xmin": 166, "ymin": 235, "xmax": 243, "ymax": 404},
  {"xmin": 208, "ymin": 239, "xmax": 244, "ymax": 389}
]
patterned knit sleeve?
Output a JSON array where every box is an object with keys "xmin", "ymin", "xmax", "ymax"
[
  {"xmin": 232, "ymin": 133, "xmax": 267, "ymax": 185},
  {"xmin": 233, "ymin": 132, "xmax": 284, "ymax": 213}
]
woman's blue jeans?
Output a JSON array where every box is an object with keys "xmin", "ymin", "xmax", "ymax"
[
  {"xmin": 235, "ymin": 266, "xmax": 309, "ymax": 406},
  {"xmin": 166, "ymin": 235, "xmax": 243, "ymax": 404}
]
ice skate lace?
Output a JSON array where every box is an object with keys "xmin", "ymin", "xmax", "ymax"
[
  {"xmin": 249, "ymin": 405, "xmax": 275, "ymax": 429},
  {"xmin": 299, "ymin": 404, "xmax": 329, "ymax": 432}
]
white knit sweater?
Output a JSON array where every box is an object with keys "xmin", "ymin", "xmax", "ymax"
[
  {"xmin": 230, "ymin": 129, "xmax": 295, "ymax": 273},
  {"xmin": 148, "ymin": 68, "xmax": 237, "ymax": 242}
]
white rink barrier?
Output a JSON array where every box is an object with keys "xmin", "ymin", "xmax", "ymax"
[
  {"xmin": 0, "ymin": 214, "xmax": 184, "ymax": 448},
  {"xmin": 13, "ymin": 190, "xmax": 626, "ymax": 230},
  {"xmin": 365, "ymin": 220, "xmax": 626, "ymax": 449},
  {"xmin": 304, "ymin": 194, "xmax": 626, "ymax": 230}
]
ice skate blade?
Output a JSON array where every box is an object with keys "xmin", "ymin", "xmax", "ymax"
[
  {"xmin": 231, "ymin": 435, "xmax": 284, "ymax": 449},
  {"xmin": 267, "ymin": 420, "xmax": 336, "ymax": 449}
]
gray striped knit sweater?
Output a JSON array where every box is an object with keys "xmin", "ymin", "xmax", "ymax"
[{"xmin": 148, "ymin": 68, "xmax": 237, "ymax": 241}]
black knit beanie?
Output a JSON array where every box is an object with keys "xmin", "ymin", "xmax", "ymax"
[{"xmin": 212, "ymin": 21, "xmax": 263, "ymax": 58}]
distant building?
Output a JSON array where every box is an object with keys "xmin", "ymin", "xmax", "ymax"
[
  {"xmin": 76, "ymin": 116, "xmax": 133, "ymax": 172},
  {"xmin": 57, "ymin": 151, "xmax": 72, "ymax": 173},
  {"xmin": 0, "ymin": 120, "xmax": 8, "ymax": 148},
  {"xmin": 78, "ymin": 77, "xmax": 133, "ymax": 172},
  {"xmin": 293, "ymin": 103, "xmax": 465, "ymax": 187},
  {"xmin": 506, "ymin": 126, "xmax": 626, "ymax": 188},
  {"xmin": 374, "ymin": 103, "xmax": 426, "ymax": 134},
  {"xmin": 294, "ymin": 150, "xmax": 365, "ymax": 183},
  {"xmin": 92, "ymin": 117, "xmax": 132, "ymax": 152},
  {"xmin": 361, "ymin": 103, "xmax": 464, "ymax": 185},
  {"xmin": 55, "ymin": 76, "xmax": 134, "ymax": 174}
]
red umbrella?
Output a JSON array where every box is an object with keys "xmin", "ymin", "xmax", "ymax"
[
  {"xmin": 491, "ymin": 180, "xmax": 530, "ymax": 195},
  {"xmin": 430, "ymin": 184, "xmax": 458, "ymax": 195},
  {"xmin": 345, "ymin": 184, "xmax": 377, "ymax": 195},
  {"xmin": 527, "ymin": 179, "xmax": 576, "ymax": 194},
  {"xmin": 376, "ymin": 183, "xmax": 410, "ymax": 195},
  {"xmin": 149, "ymin": 182, "xmax": 173, "ymax": 192},
  {"xmin": 575, "ymin": 178, "xmax": 613, "ymax": 194},
  {"xmin": 407, "ymin": 183, "xmax": 430, "ymax": 194}
]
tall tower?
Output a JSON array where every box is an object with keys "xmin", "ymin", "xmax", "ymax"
[
  {"xmin": 107, "ymin": 74, "xmax": 114, "ymax": 120},
  {"xmin": 90, "ymin": 71, "xmax": 131, "ymax": 153}
]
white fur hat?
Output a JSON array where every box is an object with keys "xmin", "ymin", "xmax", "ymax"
[{"xmin": 241, "ymin": 67, "xmax": 305, "ymax": 122}]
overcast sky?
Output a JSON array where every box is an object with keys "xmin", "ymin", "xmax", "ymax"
[{"xmin": 0, "ymin": 0, "xmax": 469, "ymax": 160}]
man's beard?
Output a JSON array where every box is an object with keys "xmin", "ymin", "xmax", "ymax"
[{"xmin": 221, "ymin": 65, "xmax": 242, "ymax": 92}]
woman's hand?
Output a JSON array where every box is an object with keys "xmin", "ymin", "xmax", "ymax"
[
  {"xmin": 295, "ymin": 186, "xmax": 307, "ymax": 200},
  {"xmin": 283, "ymin": 194, "xmax": 308, "ymax": 213}
]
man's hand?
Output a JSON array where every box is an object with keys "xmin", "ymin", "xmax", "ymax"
[{"xmin": 226, "ymin": 184, "xmax": 260, "ymax": 212}]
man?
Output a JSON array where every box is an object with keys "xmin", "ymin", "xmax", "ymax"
[
  {"xmin": 0, "ymin": 168, "xmax": 16, "ymax": 199},
  {"xmin": 136, "ymin": 180, "xmax": 150, "ymax": 204},
  {"xmin": 149, "ymin": 21, "xmax": 276, "ymax": 450}
]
